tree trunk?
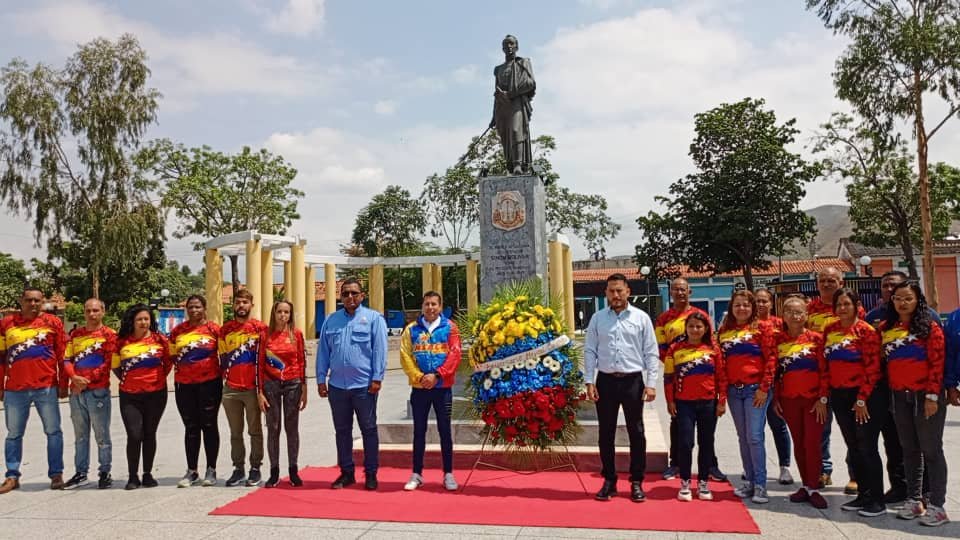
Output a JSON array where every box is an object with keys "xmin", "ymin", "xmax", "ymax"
[
  {"xmin": 896, "ymin": 222, "xmax": 920, "ymax": 279},
  {"xmin": 915, "ymin": 71, "xmax": 938, "ymax": 308},
  {"xmin": 398, "ymin": 267, "xmax": 406, "ymax": 312},
  {"xmin": 91, "ymin": 266, "xmax": 100, "ymax": 300},
  {"xmin": 743, "ymin": 261, "xmax": 754, "ymax": 292},
  {"xmin": 229, "ymin": 254, "xmax": 240, "ymax": 296}
]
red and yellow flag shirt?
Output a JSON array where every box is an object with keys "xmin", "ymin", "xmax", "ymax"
[
  {"xmin": 219, "ymin": 319, "xmax": 266, "ymax": 391},
  {"xmin": 260, "ymin": 328, "xmax": 306, "ymax": 383},
  {"xmin": 775, "ymin": 329, "xmax": 827, "ymax": 399},
  {"xmin": 169, "ymin": 321, "xmax": 221, "ymax": 385},
  {"xmin": 64, "ymin": 325, "xmax": 117, "ymax": 390},
  {"xmin": 719, "ymin": 323, "xmax": 776, "ymax": 392},
  {"xmin": 823, "ymin": 319, "xmax": 881, "ymax": 400},
  {"xmin": 664, "ymin": 341, "xmax": 726, "ymax": 403},
  {"xmin": 0, "ymin": 313, "xmax": 67, "ymax": 392},
  {"xmin": 806, "ymin": 298, "xmax": 866, "ymax": 333},
  {"xmin": 112, "ymin": 332, "xmax": 172, "ymax": 394},
  {"xmin": 881, "ymin": 320, "xmax": 945, "ymax": 394},
  {"xmin": 655, "ymin": 306, "xmax": 710, "ymax": 361}
]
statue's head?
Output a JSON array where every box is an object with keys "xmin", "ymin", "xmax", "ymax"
[{"xmin": 502, "ymin": 35, "xmax": 518, "ymax": 57}]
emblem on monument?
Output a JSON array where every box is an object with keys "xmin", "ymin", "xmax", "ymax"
[{"xmin": 492, "ymin": 190, "xmax": 525, "ymax": 231}]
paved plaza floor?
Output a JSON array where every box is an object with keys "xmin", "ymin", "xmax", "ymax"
[{"xmin": 1, "ymin": 364, "xmax": 957, "ymax": 539}]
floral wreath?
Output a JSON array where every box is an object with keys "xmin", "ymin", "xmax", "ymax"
[{"xmin": 461, "ymin": 280, "xmax": 584, "ymax": 451}]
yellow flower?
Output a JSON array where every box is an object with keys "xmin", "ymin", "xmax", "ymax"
[
  {"xmin": 515, "ymin": 295, "xmax": 528, "ymax": 303},
  {"xmin": 516, "ymin": 315, "xmax": 526, "ymax": 323},
  {"xmin": 506, "ymin": 336, "xmax": 515, "ymax": 345},
  {"xmin": 543, "ymin": 308, "xmax": 555, "ymax": 318},
  {"xmin": 526, "ymin": 326, "xmax": 539, "ymax": 338},
  {"xmin": 533, "ymin": 305, "xmax": 545, "ymax": 316},
  {"xmin": 492, "ymin": 331, "xmax": 506, "ymax": 345}
]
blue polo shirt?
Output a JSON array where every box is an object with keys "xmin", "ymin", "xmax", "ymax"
[{"xmin": 316, "ymin": 305, "xmax": 388, "ymax": 390}]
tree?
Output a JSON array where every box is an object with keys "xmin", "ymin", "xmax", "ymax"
[
  {"xmin": 812, "ymin": 112, "xmax": 960, "ymax": 278},
  {"xmin": 422, "ymin": 132, "xmax": 621, "ymax": 253},
  {"xmin": 807, "ymin": 0, "xmax": 960, "ymax": 307},
  {"xmin": 351, "ymin": 185, "xmax": 427, "ymax": 257},
  {"xmin": 0, "ymin": 253, "xmax": 28, "ymax": 309},
  {"xmin": 136, "ymin": 139, "xmax": 303, "ymax": 291},
  {"xmin": 636, "ymin": 98, "xmax": 818, "ymax": 290},
  {"xmin": 0, "ymin": 34, "xmax": 164, "ymax": 298},
  {"xmin": 633, "ymin": 208, "xmax": 684, "ymax": 282}
]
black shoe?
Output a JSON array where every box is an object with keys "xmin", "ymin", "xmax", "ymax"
[
  {"xmin": 225, "ymin": 468, "xmax": 246, "ymax": 487},
  {"xmin": 265, "ymin": 467, "xmax": 280, "ymax": 488},
  {"xmin": 141, "ymin": 472, "xmax": 158, "ymax": 488},
  {"xmin": 365, "ymin": 473, "xmax": 378, "ymax": 490},
  {"xmin": 246, "ymin": 467, "xmax": 262, "ymax": 486},
  {"xmin": 331, "ymin": 472, "xmax": 356, "ymax": 489},
  {"xmin": 98, "ymin": 472, "xmax": 112, "ymax": 489},
  {"xmin": 595, "ymin": 480, "xmax": 617, "ymax": 501},
  {"xmin": 841, "ymin": 496, "xmax": 867, "ymax": 512},
  {"xmin": 857, "ymin": 501, "xmax": 887, "ymax": 517},
  {"xmin": 708, "ymin": 466, "xmax": 728, "ymax": 483},
  {"xmin": 630, "ymin": 481, "xmax": 646, "ymax": 503},
  {"xmin": 289, "ymin": 466, "xmax": 303, "ymax": 487},
  {"xmin": 63, "ymin": 472, "xmax": 89, "ymax": 490},
  {"xmin": 882, "ymin": 488, "xmax": 907, "ymax": 505},
  {"xmin": 125, "ymin": 475, "xmax": 141, "ymax": 490}
]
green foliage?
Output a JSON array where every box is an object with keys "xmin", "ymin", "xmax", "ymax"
[
  {"xmin": 634, "ymin": 208, "xmax": 684, "ymax": 282},
  {"xmin": 424, "ymin": 132, "xmax": 621, "ymax": 253},
  {"xmin": 636, "ymin": 98, "xmax": 818, "ymax": 290},
  {"xmin": 0, "ymin": 252, "xmax": 28, "ymax": 309},
  {"xmin": 63, "ymin": 302, "xmax": 84, "ymax": 324},
  {"xmin": 0, "ymin": 34, "xmax": 164, "ymax": 298},
  {"xmin": 351, "ymin": 185, "xmax": 427, "ymax": 257}
]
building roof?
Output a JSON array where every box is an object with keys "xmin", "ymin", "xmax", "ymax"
[
  {"xmin": 572, "ymin": 257, "xmax": 854, "ymax": 282},
  {"xmin": 838, "ymin": 237, "xmax": 960, "ymax": 258}
]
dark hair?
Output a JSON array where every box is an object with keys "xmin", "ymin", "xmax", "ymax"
[
  {"xmin": 341, "ymin": 277, "xmax": 364, "ymax": 292},
  {"xmin": 118, "ymin": 304, "xmax": 157, "ymax": 339},
  {"xmin": 883, "ymin": 282, "xmax": 933, "ymax": 338},
  {"xmin": 233, "ymin": 288, "xmax": 254, "ymax": 302},
  {"xmin": 832, "ymin": 287, "xmax": 861, "ymax": 313},
  {"xmin": 880, "ymin": 270, "xmax": 909, "ymax": 281},
  {"xmin": 185, "ymin": 294, "xmax": 207, "ymax": 308},
  {"xmin": 21, "ymin": 286, "xmax": 43, "ymax": 297},
  {"xmin": 423, "ymin": 290, "xmax": 443, "ymax": 304},
  {"xmin": 684, "ymin": 311, "xmax": 713, "ymax": 346},
  {"xmin": 754, "ymin": 288, "xmax": 775, "ymax": 315},
  {"xmin": 720, "ymin": 290, "xmax": 757, "ymax": 332},
  {"xmin": 606, "ymin": 273, "xmax": 628, "ymax": 286}
]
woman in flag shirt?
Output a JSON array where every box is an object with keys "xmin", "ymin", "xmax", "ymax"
[
  {"xmin": 112, "ymin": 304, "xmax": 173, "ymax": 490},
  {"xmin": 823, "ymin": 288, "xmax": 885, "ymax": 518},
  {"xmin": 755, "ymin": 287, "xmax": 794, "ymax": 486},
  {"xmin": 881, "ymin": 282, "xmax": 949, "ymax": 527},
  {"xmin": 664, "ymin": 311, "xmax": 725, "ymax": 503},
  {"xmin": 169, "ymin": 295, "xmax": 222, "ymax": 488},
  {"xmin": 718, "ymin": 290, "xmax": 776, "ymax": 504},
  {"xmin": 772, "ymin": 295, "xmax": 828, "ymax": 509}
]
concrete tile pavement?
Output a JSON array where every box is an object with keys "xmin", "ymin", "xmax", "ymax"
[{"xmin": 0, "ymin": 364, "xmax": 957, "ymax": 539}]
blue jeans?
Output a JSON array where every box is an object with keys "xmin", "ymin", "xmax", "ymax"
[
  {"xmin": 4, "ymin": 387, "xmax": 64, "ymax": 478},
  {"xmin": 328, "ymin": 384, "xmax": 379, "ymax": 475},
  {"xmin": 766, "ymin": 403, "xmax": 792, "ymax": 467},
  {"xmin": 727, "ymin": 384, "xmax": 770, "ymax": 488},
  {"xmin": 69, "ymin": 388, "xmax": 112, "ymax": 474},
  {"xmin": 410, "ymin": 387, "xmax": 453, "ymax": 474}
]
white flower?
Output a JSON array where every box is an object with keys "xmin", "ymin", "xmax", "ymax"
[
  {"xmin": 548, "ymin": 362, "xmax": 561, "ymax": 373},
  {"xmin": 490, "ymin": 367, "xmax": 502, "ymax": 379},
  {"xmin": 483, "ymin": 379, "xmax": 493, "ymax": 390},
  {"xmin": 514, "ymin": 360, "xmax": 525, "ymax": 370},
  {"xmin": 503, "ymin": 364, "xmax": 514, "ymax": 372},
  {"xmin": 525, "ymin": 358, "xmax": 539, "ymax": 370}
]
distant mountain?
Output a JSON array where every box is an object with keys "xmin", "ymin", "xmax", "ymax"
[{"xmin": 782, "ymin": 204, "xmax": 853, "ymax": 260}]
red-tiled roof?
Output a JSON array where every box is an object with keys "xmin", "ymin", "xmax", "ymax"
[{"xmin": 572, "ymin": 258, "xmax": 854, "ymax": 282}]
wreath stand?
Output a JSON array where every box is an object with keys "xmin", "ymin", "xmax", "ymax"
[{"xmin": 460, "ymin": 430, "xmax": 589, "ymax": 494}]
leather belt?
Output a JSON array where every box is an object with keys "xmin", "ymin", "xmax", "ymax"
[{"xmin": 603, "ymin": 371, "xmax": 642, "ymax": 378}]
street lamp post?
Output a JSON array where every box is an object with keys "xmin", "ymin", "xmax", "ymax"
[{"xmin": 859, "ymin": 255, "xmax": 873, "ymax": 277}]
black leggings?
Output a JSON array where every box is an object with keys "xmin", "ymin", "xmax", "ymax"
[
  {"xmin": 175, "ymin": 378, "xmax": 222, "ymax": 471},
  {"xmin": 120, "ymin": 390, "xmax": 168, "ymax": 477}
]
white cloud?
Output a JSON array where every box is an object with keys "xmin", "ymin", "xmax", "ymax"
[
  {"xmin": 264, "ymin": 0, "xmax": 326, "ymax": 37},
  {"xmin": 373, "ymin": 99, "xmax": 397, "ymax": 115},
  {"xmin": 452, "ymin": 64, "xmax": 480, "ymax": 84}
]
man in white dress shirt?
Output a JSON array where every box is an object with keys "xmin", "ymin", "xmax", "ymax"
[{"xmin": 584, "ymin": 273, "xmax": 660, "ymax": 502}]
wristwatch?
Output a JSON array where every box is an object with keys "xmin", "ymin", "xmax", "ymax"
[
  {"xmin": 856, "ymin": 399, "xmax": 866, "ymax": 407},
  {"xmin": 925, "ymin": 393, "xmax": 939, "ymax": 402},
  {"xmin": 819, "ymin": 396, "xmax": 828, "ymax": 404}
]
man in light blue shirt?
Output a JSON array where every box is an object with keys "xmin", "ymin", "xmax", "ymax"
[
  {"xmin": 316, "ymin": 277, "xmax": 388, "ymax": 490},
  {"xmin": 584, "ymin": 273, "xmax": 660, "ymax": 503}
]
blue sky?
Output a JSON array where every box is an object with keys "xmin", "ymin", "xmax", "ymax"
[{"xmin": 2, "ymin": 0, "xmax": 959, "ymax": 272}]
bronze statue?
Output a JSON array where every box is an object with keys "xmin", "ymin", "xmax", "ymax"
[{"xmin": 490, "ymin": 35, "xmax": 536, "ymax": 175}]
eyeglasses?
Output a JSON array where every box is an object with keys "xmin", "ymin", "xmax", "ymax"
[
  {"xmin": 783, "ymin": 310, "xmax": 806, "ymax": 317},
  {"xmin": 341, "ymin": 291, "xmax": 362, "ymax": 297}
]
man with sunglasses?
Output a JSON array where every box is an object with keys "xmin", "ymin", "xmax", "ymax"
[{"xmin": 316, "ymin": 278, "xmax": 388, "ymax": 491}]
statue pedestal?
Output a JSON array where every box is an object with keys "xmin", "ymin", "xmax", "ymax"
[{"xmin": 478, "ymin": 174, "xmax": 547, "ymax": 301}]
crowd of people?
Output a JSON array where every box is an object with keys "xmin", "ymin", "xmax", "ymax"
[
  {"xmin": 0, "ymin": 270, "xmax": 956, "ymax": 529},
  {"xmin": 582, "ymin": 270, "xmax": 956, "ymax": 528}
]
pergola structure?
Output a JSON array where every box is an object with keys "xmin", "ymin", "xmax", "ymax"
[{"xmin": 203, "ymin": 230, "xmax": 575, "ymax": 337}]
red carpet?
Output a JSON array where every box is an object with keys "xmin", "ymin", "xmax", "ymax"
[{"xmin": 210, "ymin": 466, "xmax": 760, "ymax": 534}]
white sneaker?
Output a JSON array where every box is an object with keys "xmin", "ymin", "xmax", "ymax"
[
  {"xmin": 779, "ymin": 466, "xmax": 794, "ymax": 485},
  {"xmin": 698, "ymin": 480, "xmax": 713, "ymax": 501},
  {"xmin": 734, "ymin": 482, "xmax": 754, "ymax": 498},
  {"xmin": 202, "ymin": 467, "xmax": 217, "ymax": 487},
  {"xmin": 443, "ymin": 472, "xmax": 458, "ymax": 491},
  {"xmin": 678, "ymin": 479, "xmax": 693, "ymax": 502},
  {"xmin": 404, "ymin": 473, "xmax": 423, "ymax": 491},
  {"xmin": 177, "ymin": 470, "xmax": 199, "ymax": 488},
  {"xmin": 752, "ymin": 486, "xmax": 770, "ymax": 504}
]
